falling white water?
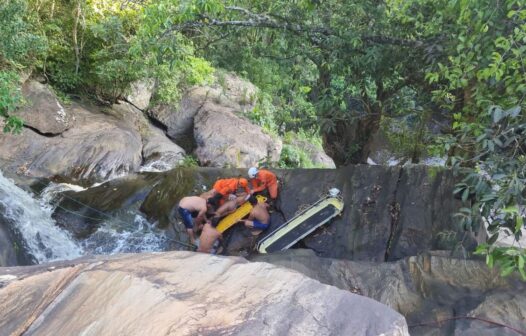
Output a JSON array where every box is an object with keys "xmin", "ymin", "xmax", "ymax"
[
  {"xmin": 0, "ymin": 171, "xmax": 83, "ymax": 263},
  {"xmin": 82, "ymin": 214, "xmax": 170, "ymax": 254},
  {"xmin": 139, "ymin": 153, "xmax": 183, "ymax": 173},
  {"xmin": 39, "ymin": 181, "xmax": 86, "ymax": 212},
  {"xmin": 39, "ymin": 180, "xmax": 172, "ymax": 256}
]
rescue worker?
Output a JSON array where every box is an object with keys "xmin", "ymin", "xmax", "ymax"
[
  {"xmin": 177, "ymin": 196, "xmax": 211, "ymax": 245},
  {"xmin": 238, "ymin": 195, "xmax": 271, "ymax": 234},
  {"xmin": 208, "ymin": 177, "xmax": 250, "ymax": 210},
  {"xmin": 248, "ymin": 167, "xmax": 278, "ymax": 201}
]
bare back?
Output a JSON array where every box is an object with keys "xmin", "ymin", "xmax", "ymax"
[
  {"xmin": 179, "ymin": 196, "xmax": 206, "ymax": 212},
  {"xmin": 197, "ymin": 223, "xmax": 222, "ymax": 253},
  {"xmin": 248, "ymin": 203, "xmax": 270, "ymax": 224}
]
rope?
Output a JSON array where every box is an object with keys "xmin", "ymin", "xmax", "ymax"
[
  {"xmin": 409, "ymin": 316, "xmax": 526, "ymax": 335},
  {"xmin": 32, "ymin": 178, "xmax": 195, "ymax": 251}
]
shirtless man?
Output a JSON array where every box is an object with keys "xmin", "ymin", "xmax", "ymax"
[
  {"xmin": 239, "ymin": 195, "xmax": 271, "ymax": 234},
  {"xmin": 177, "ymin": 196, "xmax": 210, "ymax": 244},
  {"xmin": 213, "ymin": 193, "xmax": 249, "ymax": 217},
  {"xmin": 197, "ymin": 218, "xmax": 222, "ymax": 254}
]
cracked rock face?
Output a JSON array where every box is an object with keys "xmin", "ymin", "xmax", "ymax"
[
  {"xmin": 0, "ymin": 101, "xmax": 143, "ymax": 184},
  {"xmin": 0, "ymin": 252, "xmax": 408, "ymax": 336},
  {"xmin": 16, "ymin": 80, "xmax": 72, "ymax": 135}
]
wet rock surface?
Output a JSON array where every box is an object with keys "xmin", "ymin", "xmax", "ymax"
[
  {"xmin": 51, "ymin": 165, "xmax": 468, "ymax": 261},
  {"xmin": 0, "ymin": 252, "xmax": 408, "ymax": 336}
]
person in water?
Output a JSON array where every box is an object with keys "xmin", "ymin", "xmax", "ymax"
[
  {"xmin": 197, "ymin": 217, "xmax": 222, "ymax": 254},
  {"xmin": 238, "ymin": 195, "xmax": 271, "ymax": 234},
  {"xmin": 177, "ymin": 196, "xmax": 211, "ymax": 245}
]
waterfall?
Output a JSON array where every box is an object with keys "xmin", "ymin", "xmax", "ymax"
[
  {"xmin": 39, "ymin": 180, "xmax": 171, "ymax": 255},
  {"xmin": 0, "ymin": 171, "xmax": 82, "ymax": 263}
]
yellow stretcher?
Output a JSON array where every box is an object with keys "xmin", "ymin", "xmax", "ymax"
[
  {"xmin": 216, "ymin": 195, "xmax": 267, "ymax": 233},
  {"xmin": 257, "ymin": 192, "xmax": 344, "ymax": 254}
]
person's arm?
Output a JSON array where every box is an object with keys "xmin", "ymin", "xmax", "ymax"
[
  {"xmin": 243, "ymin": 184, "xmax": 250, "ymax": 194},
  {"xmin": 195, "ymin": 208, "xmax": 207, "ymax": 226},
  {"xmin": 186, "ymin": 228, "xmax": 196, "ymax": 244},
  {"xmin": 251, "ymin": 179, "xmax": 266, "ymax": 193}
]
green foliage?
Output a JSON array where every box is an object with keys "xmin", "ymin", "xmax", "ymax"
[
  {"xmin": 277, "ymin": 130, "xmax": 325, "ymax": 168},
  {"xmin": 452, "ymin": 106, "xmax": 526, "ymax": 263},
  {"xmin": 0, "ymin": 71, "xmax": 24, "ymax": 133},
  {"xmin": 278, "ymin": 144, "xmax": 315, "ymax": 168},
  {"xmin": 0, "ymin": 0, "xmax": 46, "ymax": 67},
  {"xmin": 475, "ymin": 244, "xmax": 526, "ymax": 280},
  {"xmin": 179, "ymin": 155, "xmax": 199, "ymax": 168}
]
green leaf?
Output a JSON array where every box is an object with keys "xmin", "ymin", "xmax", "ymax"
[
  {"xmin": 503, "ymin": 205, "xmax": 519, "ymax": 214},
  {"xmin": 493, "ymin": 108, "xmax": 503, "ymax": 123},
  {"xmin": 501, "ymin": 265, "xmax": 515, "ymax": 277},
  {"xmin": 486, "ymin": 253, "xmax": 494, "ymax": 268},
  {"xmin": 515, "ymin": 216, "xmax": 524, "ymax": 233},
  {"xmin": 487, "ymin": 233, "xmax": 499, "ymax": 245},
  {"xmin": 461, "ymin": 188, "xmax": 470, "ymax": 202}
]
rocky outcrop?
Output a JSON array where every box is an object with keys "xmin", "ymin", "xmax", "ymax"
[
  {"xmin": 16, "ymin": 80, "xmax": 72, "ymax": 134},
  {"xmin": 0, "ymin": 101, "xmax": 143, "ymax": 183},
  {"xmin": 255, "ymin": 249, "xmax": 526, "ymax": 336},
  {"xmin": 149, "ymin": 73, "xmax": 257, "ymax": 141},
  {"xmin": 126, "ymin": 79, "xmax": 154, "ymax": 110},
  {"xmin": 194, "ymin": 106, "xmax": 282, "ymax": 167},
  {"xmin": 0, "ymin": 81, "xmax": 193, "ymax": 183},
  {"xmin": 141, "ymin": 124, "xmax": 186, "ymax": 171},
  {"xmin": 148, "ymin": 73, "xmax": 278, "ymax": 167},
  {"xmin": 0, "ymin": 252, "xmax": 408, "ymax": 336},
  {"xmin": 149, "ymin": 87, "xmax": 214, "ymax": 141}
]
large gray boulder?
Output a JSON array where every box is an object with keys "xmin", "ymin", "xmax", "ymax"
[
  {"xmin": 0, "ymin": 101, "xmax": 143, "ymax": 183},
  {"xmin": 149, "ymin": 86, "xmax": 218, "ymax": 141},
  {"xmin": 149, "ymin": 73, "xmax": 257, "ymax": 141},
  {"xmin": 0, "ymin": 252, "xmax": 408, "ymax": 336},
  {"xmin": 194, "ymin": 104, "xmax": 282, "ymax": 167},
  {"xmin": 255, "ymin": 249, "xmax": 526, "ymax": 336},
  {"xmin": 0, "ymin": 78, "xmax": 193, "ymax": 183},
  {"xmin": 16, "ymin": 80, "xmax": 72, "ymax": 134},
  {"xmin": 141, "ymin": 124, "xmax": 186, "ymax": 171},
  {"xmin": 148, "ymin": 73, "xmax": 271, "ymax": 167}
]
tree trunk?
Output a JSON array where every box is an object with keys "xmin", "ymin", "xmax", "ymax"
[
  {"xmin": 320, "ymin": 81, "xmax": 384, "ymax": 166},
  {"xmin": 72, "ymin": 1, "xmax": 81, "ymax": 76}
]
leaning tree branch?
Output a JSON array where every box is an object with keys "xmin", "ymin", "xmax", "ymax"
[{"xmin": 162, "ymin": 6, "xmax": 427, "ymax": 49}]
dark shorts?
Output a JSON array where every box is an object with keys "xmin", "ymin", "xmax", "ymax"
[
  {"xmin": 178, "ymin": 207, "xmax": 194, "ymax": 229},
  {"xmin": 253, "ymin": 219, "xmax": 270, "ymax": 231}
]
